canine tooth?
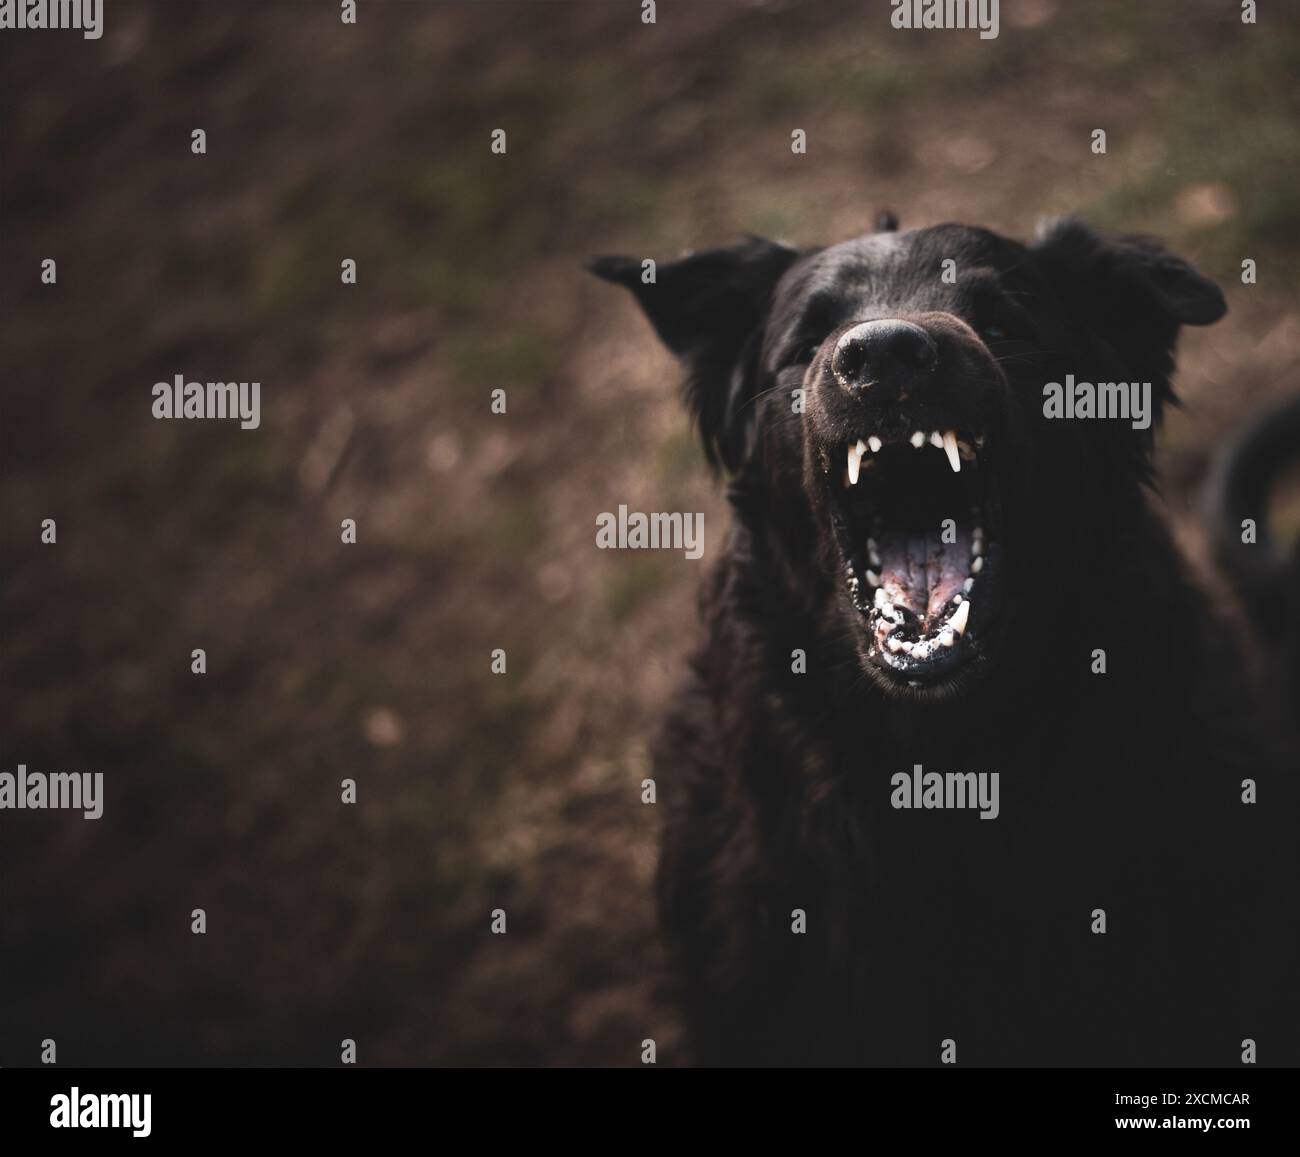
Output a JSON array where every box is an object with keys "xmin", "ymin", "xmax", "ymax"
[
  {"xmin": 962, "ymin": 577, "xmax": 975, "ymax": 594},
  {"xmin": 971, "ymin": 556, "xmax": 984, "ymax": 574},
  {"xmin": 910, "ymin": 430, "xmax": 926, "ymax": 449},
  {"xmin": 847, "ymin": 440, "xmax": 866, "ymax": 485},
  {"xmin": 941, "ymin": 430, "xmax": 961, "ymax": 474},
  {"xmin": 949, "ymin": 600, "xmax": 970, "ymax": 636},
  {"xmin": 867, "ymin": 435, "xmax": 883, "ymax": 453},
  {"xmin": 929, "ymin": 431, "xmax": 944, "ymax": 449},
  {"xmin": 866, "ymin": 569, "xmax": 880, "ymax": 587}
]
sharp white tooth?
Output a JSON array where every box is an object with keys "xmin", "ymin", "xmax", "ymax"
[
  {"xmin": 929, "ymin": 431, "xmax": 944, "ymax": 449},
  {"xmin": 962, "ymin": 577, "xmax": 975, "ymax": 593},
  {"xmin": 949, "ymin": 600, "xmax": 970, "ymax": 636},
  {"xmin": 942, "ymin": 430, "xmax": 961, "ymax": 474},
  {"xmin": 866, "ymin": 569, "xmax": 880, "ymax": 587},
  {"xmin": 874, "ymin": 588, "xmax": 888, "ymax": 609},
  {"xmin": 847, "ymin": 441, "xmax": 864, "ymax": 485},
  {"xmin": 971, "ymin": 555, "xmax": 984, "ymax": 574},
  {"xmin": 971, "ymin": 539, "xmax": 983, "ymax": 558},
  {"xmin": 867, "ymin": 436, "xmax": 883, "ymax": 453},
  {"xmin": 939, "ymin": 629, "xmax": 955, "ymax": 648},
  {"xmin": 910, "ymin": 430, "xmax": 926, "ymax": 449}
]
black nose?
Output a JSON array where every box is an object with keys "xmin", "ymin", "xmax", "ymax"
[{"xmin": 831, "ymin": 319, "xmax": 938, "ymax": 391}]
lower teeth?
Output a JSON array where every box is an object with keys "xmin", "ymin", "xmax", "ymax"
[{"xmin": 854, "ymin": 550, "xmax": 982, "ymax": 662}]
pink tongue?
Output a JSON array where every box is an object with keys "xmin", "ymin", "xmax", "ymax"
[{"xmin": 877, "ymin": 529, "xmax": 970, "ymax": 624}]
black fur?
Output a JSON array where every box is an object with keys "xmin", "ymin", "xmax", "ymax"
[
  {"xmin": 1209, "ymin": 390, "xmax": 1300, "ymax": 716},
  {"xmin": 593, "ymin": 220, "xmax": 1298, "ymax": 1066}
]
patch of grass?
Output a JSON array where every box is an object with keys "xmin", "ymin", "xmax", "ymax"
[
  {"xmin": 482, "ymin": 493, "xmax": 547, "ymax": 558},
  {"xmin": 446, "ymin": 327, "xmax": 558, "ymax": 397},
  {"xmin": 656, "ymin": 422, "xmax": 705, "ymax": 485},
  {"xmin": 1081, "ymin": 13, "xmax": 1300, "ymax": 267},
  {"xmin": 602, "ymin": 552, "xmax": 671, "ymax": 625}
]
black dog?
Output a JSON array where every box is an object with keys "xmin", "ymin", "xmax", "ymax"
[{"xmin": 592, "ymin": 218, "xmax": 1297, "ymax": 1067}]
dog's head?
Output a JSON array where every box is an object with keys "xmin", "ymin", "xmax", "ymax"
[{"xmin": 591, "ymin": 219, "xmax": 1225, "ymax": 700}]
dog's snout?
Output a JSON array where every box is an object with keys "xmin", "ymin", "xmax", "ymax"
[{"xmin": 831, "ymin": 320, "xmax": 938, "ymax": 392}]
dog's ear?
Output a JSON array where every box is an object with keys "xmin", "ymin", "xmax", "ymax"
[
  {"xmin": 1033, "ymin": 218, "xmax": 1225, "ymax": 369},
  {"xmin": 1032, "ymin": 220, "xmax": 1226, "ymax": 462},
  {"xmin": 588, "ymin": 236, "xmax": 799, "ymax": 469}
]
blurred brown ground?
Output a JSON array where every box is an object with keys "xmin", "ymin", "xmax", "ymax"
[{"xmin": 1, "ymin": 0, "xmax": 1297, "ymax": 1065}]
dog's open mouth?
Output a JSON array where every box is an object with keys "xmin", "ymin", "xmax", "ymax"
[{"xmin": 825, "ymin": 428, "xmax": 1000, "ymax": 686}]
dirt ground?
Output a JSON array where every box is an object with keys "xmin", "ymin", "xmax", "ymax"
[{"xmin": 1, "ymin": 0, "xmax": 1297, "ymax": 1066}]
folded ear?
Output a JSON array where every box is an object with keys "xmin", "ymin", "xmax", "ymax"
[
  {"xmin": 1032, "ymin": 220, "xmax": 1226, "ymax": 464},
  {"xmin": 588, "ymin": 236, "xmax": 799, "ymax": 469},
  {"xmin": 1033, "ymin": 217, "xmax": 1225, "ymax": 369}
]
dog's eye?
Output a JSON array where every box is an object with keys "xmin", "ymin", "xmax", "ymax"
[
  {"xmin": 975, "ymin": 300, "xmax": 1037, "ymax": 344},
  {"xmin": 780, "ymin": 342, "xmax": 820, "ymax": 372}
]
